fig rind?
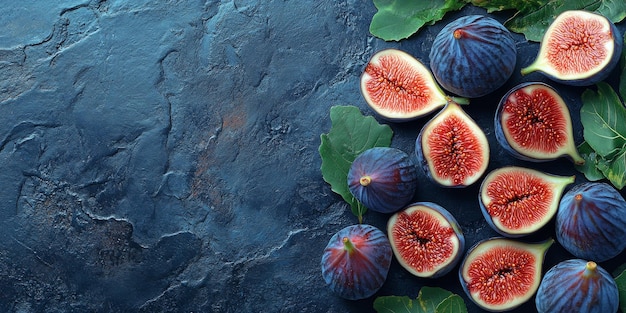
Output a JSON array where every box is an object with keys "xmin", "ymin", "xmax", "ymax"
[
  {"xmin": 459, "ymin": 237, "xmax": 553, "ymax": 312},
  {"xmin": 479, "ymin": 166, "xmax": 575, "ymax": 237},
  {"xmin": 429, "ymin": 15, "xmax": 517, "ymax": 98},
  {"xmin": 556, "ymin": 182, "xmax": 626, "ymax": 262},
  {"xmin": 521, "ymin": 10, "xmax": 623, "ymax": 86},
  {"xmin": 347, "ymin": 147, "xmax": 418, "ymax": 214},
  {"xmin": 387, "ymin": 202, "xmax": 465, "ymax": 278},
  {"xmin": 416, "ymin": 100, "xmax": 489, "ymax": 188},
  {"xmin": 321, "ymin": 224, "xmax": 393, "ymax": 300},
  {"xmin": 495, "ymin": 82, "xmax": 584, "ymax": 164},
  {"xmin": 360, "ymin": 48, "xmax": 450, "ymax": 121},
  {"xmin": 536, "ymin": 259, "xmax": 619, "ymax": 313}
]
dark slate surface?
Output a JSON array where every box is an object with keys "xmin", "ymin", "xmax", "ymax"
[{"xmin": 1, "ymin": 1, "xmax": 625, "ymax": 312}]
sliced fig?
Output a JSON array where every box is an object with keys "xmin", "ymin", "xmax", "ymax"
[
  {"xmin": 479, "ymin": 166, "xmax": 575, "ymax": 237},
  {"xmin": 459, "ymin": 237, "xmax": 553, "ymax": 312},
  {"xmin": 429, "ymin": 15, "xmax": 517, "ymax": 98},
  {"xmin": 495, "ymin": 82, "xmax": 584, "ymax": 164},
  {"xmin": 521, "ymin": 10, "xmax": 623, "ymax": 86},
  {"xmin": 347, "ymin": 147, "xmax": 418, "ymax": 214},
  {"xmin": 321, "ymin": 224, "xmax": 393, "ymax": 300},
  {"xmin": 556, "ymin": 182, "xmax": 626, "ymax": 262},
  {"xmin": 387, "ymin": 202, "xmax": 464, "ymax": 278},
  {"xmin": 536, "ymin": 259, "xmax": 619, "ymax": 313},
  {"xmin": 360, "ymin": 48, "xmax": 452, "ymax": 121},
  {"xmin": 416, "ymin": 100, "xmax": 489, "ymax": 187}
]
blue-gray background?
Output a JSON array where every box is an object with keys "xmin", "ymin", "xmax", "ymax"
[{"xmin": 1, "ymin": 1, "xmax": 625, "ymax": 312}]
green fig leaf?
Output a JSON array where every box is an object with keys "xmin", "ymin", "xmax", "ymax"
[
  {"xmin": 373, "ymin": 287, "xmax": 465, "ymax": 313},
  {"xmin": 596, "ymin": 150, "xmax": 626, "ymax": 190},
  {"xmin": 615, "ymin": 268, "xmax": 626, "ymax": 313},
  {"xmin": 319, "ymin": 105, "xmax": 393, "ymax": 222},
  {"xmin": 369, "ymin": 0, "xmax": 465, "ymax": 41},
  {"xmin": 619, "ymin": 33, "xmax": 626, "ymax": 102},
  {"xmin": 575, "ymin": 141, "xmax": 606, "ymax": 182},
  {"xmin": 506, "ymin": 0, "xmax": 626, "ymax": 42},
  {"xmin": 418, "ymin": 287, "xmax": 454, "ymax": 312},
  {"xmin": 435, "ymin": 295, "xmax": 468, "ymax": 313},
  {"xmin": 469, "ymin": 0, "xmax": 544, "ymax": 14},
  {"xmin": 580, "ymin": 82, "xmax": 626, "ymax": 160},
  {"xmin": 373, "ymin": 295, "xmax": 418, "ymax": 313}
]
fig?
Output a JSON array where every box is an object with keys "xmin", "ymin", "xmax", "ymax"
[
  {"xmin": 415, "ymin": 100, "xmax": 489, "ymax": 187},
  {"xmin": 459, "ymin": 237, "xmax": 553, "ymax": 312},
  {"xmin": 429, "ymin": 15, "xmax": 517, "ymax": 98},
  {"xmin": 556, "ymin": 182, "xmax": 626, "ymax": 262},
  {"xmin": 347, "ymin": 147, "xmax": 418, "ymax": 214},
  {"xmin": 521, "ymin": 10, "xmax": 623, "ymax": 86},
  {"xmin": 535, "ymin": 259, "xmax": 619, "ymax": 313},
  {"xmin": 479, "ymin": 166, "xmax": 575, "ymax": 237},
  {"xmin": 387, "ymin": 202, "xmax": 464, "ymax": 278},
  {"xmin": 360, "ymin": 48, "xmax": 453, "ymax": 121},
  {"xmin": 495, "ymin": 82, "xmax": 584, "ymax": 164},
  {"xmin": 320, "ymin": 224, "xmax": 393, "ymax": 300}
]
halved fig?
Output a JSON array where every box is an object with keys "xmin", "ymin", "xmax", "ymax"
[
  {"xmin": 536, "ymin": 259, "xmax": 619, "ymax": 313},
  {"xmin": 459, "ymin": 237, "xmax": 554, "ymax": 312},
  {"xmin": 347, "ymin": 147, "xmax": 418, "ymax": 214},
  {"xmin": 495, "ymin": 82, "xmax": 584, "ymax": 164},
  {"xmin": 556, "ymin": 182, "xmax": 626, "ymax": 262},
  {"xmin": 321, "ymin": 224, "xmax": 393, "ymax": 300},
  {"xmin": 479, "ymin": 166, "xmax": 575, "ymax": 237},
  {"xmin": 416, "ymin": 100, "xmax": 489, "ymax": 187},
  {"xmin": 387, "ymin": 202, "xmax": 464, "ymax": 278},
  {"xmin": 521, "ymin": 10, "xmax": 623, "ymax": 86},
  {"xmin": 360, "ymin": 48, "xmax": 454, "ymax": 121}
]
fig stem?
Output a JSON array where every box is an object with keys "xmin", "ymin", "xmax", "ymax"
[
  {"xmin": 447, "ymin": 96, "xmax": 469, "ymax": 106},
  {"xmin": 342, "ymin": 237, "xmax": 356, "ymax": 254},
  {"xmin": 583, "ymin": 261, "xmax": 598, "ymax": 277}
]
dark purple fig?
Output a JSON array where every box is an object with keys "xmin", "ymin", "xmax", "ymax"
[
  {"xmin": 347, "ymin": 147, "xmax": 418, "ymax": 214},
  {"xmin": 429, "ymin": 15, "xmax": 517, "ymax": 98},
  {"xmin": 360, "ymin": 48, "xmax": 453, "ymax": 121},
  {"xmin": 320, "ymin": 224, "xmax": 392, "ymax": 300},
  {"xmin": 387, "ymin": 202, "xmax": 464, "ymax": 278},
  {"xmin": 495, "ymin": 82, "xmax": 584, "ymax": 164},
  {"xmin": 536, "ymin": 259, "xmax": 619, "ymax": 313},
  {"xmin": 479, "ymin": 166, "xmax": 575, "ymax": 237},
  {"xmin": 459, "ymin": 237, "xmax": 553, "ymax": 312},
  {"xmin": 556, "ymin": 182, "xmax": 626, "ymax": 262},
  {"xmin": 521, "ymin": 10, "xmax": 623, "ymax": 86},
  {"xmin": 415, "ymin": 100, "xmax": 489, "ymax": 188}
]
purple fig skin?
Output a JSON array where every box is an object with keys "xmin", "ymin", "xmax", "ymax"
[
  {"xmin": 521, "ymin": 10, "xmax": 623, "ymax": 86},
  {"xmin": 320, "ymin": 224, "xmax": 392, "ymax": 300},
  {"xmin": 347, "ymin": 147, "xmax": 418, "ymax": 213},
  {"xmin": 387, "ymin": 202, "xmax": 465, "ymax": 278},
  {"xmin": 556, "ymin": 182, "xmax": 626, "ymax": 262},
  {"xmin": 536, "ymin": 259, "xmax": 619, "ymax": 313},
  {"xmin": 429, "ymin": 15, "xmax": 516, "ymax": 98}
]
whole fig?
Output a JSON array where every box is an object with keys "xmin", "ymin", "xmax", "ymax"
[
  {"xmin": 348, "ymin": 147, "xmax": 418, "ymax": 213},
  {"xmin": 536, "ymin": 259, "xmax": 619, "ymax": 313},
  {"xmin": 556, "ymin": 182, "xmax": 626, "ymax": 262},
  {"xmin": 321, "ymin": 224, "xmax": 392, "ymax": 300},
  {"xmin": 429, "ymin": 15, "xmax": 516, "ymax": 98}
]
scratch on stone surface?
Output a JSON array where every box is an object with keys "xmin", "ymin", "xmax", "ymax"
[{"xmin": 11, "ymin": 236, "xmax": 54, "ymax": 268}]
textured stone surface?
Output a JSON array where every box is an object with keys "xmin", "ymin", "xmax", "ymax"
[{"xmin": 1, "ymin": 1, "xmax": 625, "ymax": 312}]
